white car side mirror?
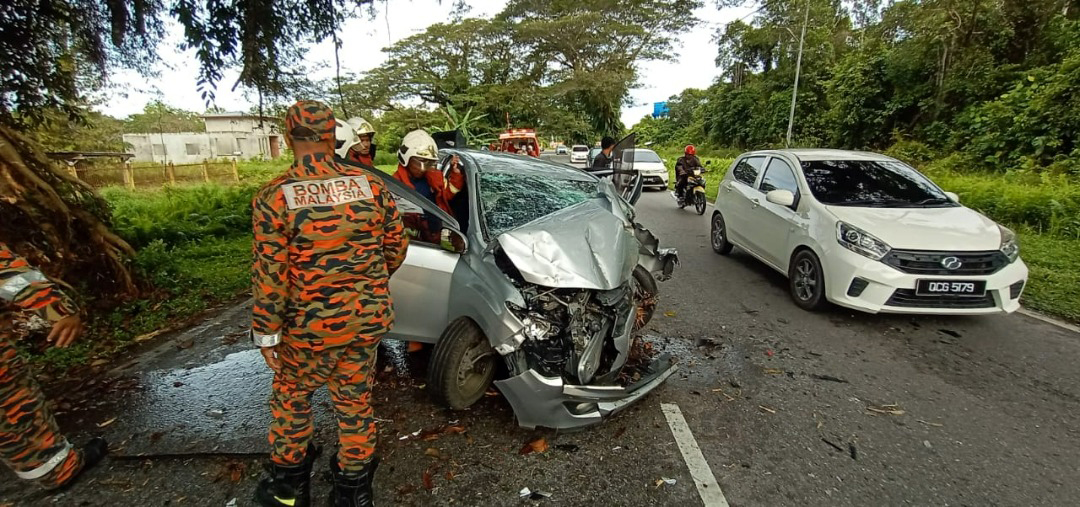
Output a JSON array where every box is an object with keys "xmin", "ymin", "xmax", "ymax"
[
  {"xmin": 766, "ymin": 189, "xmax": 796, "ymax": 208},
  {"xmin": 944, "ymin": 191, "xmax": 960, "ymax": 203}
]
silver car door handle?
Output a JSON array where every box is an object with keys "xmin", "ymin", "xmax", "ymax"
[
  {"xmin": 750, "ymin": 198, "xmax": 760, "ymax": 208},
  {"xmin": 723, "ymin": 184, "xmax": 733, "ymax": 192}
]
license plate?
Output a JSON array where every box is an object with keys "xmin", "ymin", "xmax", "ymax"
[{"xmin": 916, "ymin": 280, "xmax": 987, "ymax": 296}]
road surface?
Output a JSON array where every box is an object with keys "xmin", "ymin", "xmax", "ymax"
[{"xmin": 2, "ymin": 171, "xmax": 1078, "ymax": 506}]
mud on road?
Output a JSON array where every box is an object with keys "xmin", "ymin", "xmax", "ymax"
[{"xmin": 3, "ymin": 191, "xmax": 1079, "ymax": 506}]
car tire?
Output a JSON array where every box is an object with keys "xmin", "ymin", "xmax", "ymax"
[
  {"xmin": 428, "ymin": 319, "xmax": 496, "ymax": 410},
  {"xmin": 631, "ymin": 265, "xmax": 658, "ymax": 331},
  {"xmin": 710, "ymin": 213, "xmax": 733, "ymax": 255},
  {"xmin": 789, "ymin": 250, "xmax": 829, "ymax": 311}
]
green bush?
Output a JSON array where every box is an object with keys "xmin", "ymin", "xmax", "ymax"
[
  {"xmin": 924, "ymin": 155, "xmax": 1080, "ymax": 239},
  {"xmin": 103, "ymin": 184, "xmax": 258, "ymax": 249}
]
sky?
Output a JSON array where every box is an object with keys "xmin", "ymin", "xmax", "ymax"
[{"xmin": 99, "ymin": 0, "xmax": 756, "ymax": 130}]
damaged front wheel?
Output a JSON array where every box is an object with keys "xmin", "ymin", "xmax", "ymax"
[{"xmin": 429, "ymin": 319, "xmax": 496, "ymax": 410}]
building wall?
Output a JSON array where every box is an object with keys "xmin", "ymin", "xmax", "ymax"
[
  {"xmin": 123, "ymin": 132, "xmax": 281, "ymax": 164},
  {"xmin": 204, "ymin": 116, "xmax": 276, "ymax": 135}
]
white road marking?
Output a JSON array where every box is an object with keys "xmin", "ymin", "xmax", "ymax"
[
  {"xmin": 1018, "ymin": 308, "xmax": 1080, "ymax": 334},
  {"xmin": 661, "ymin": 403, "xmax": 730, "ymax": 507}
]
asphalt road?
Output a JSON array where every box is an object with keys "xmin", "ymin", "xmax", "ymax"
[{"xmin": 2, "ymin": 165, "xmax": 1078, "ymax": 506}]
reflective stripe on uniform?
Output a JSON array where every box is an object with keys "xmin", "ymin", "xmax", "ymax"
[
  {"xmin": 0, "ymin": 270, "xmax": 48, "ymax": 302},
  {"xmin": 447, "ymin": 183, "xmax": 460, "ymax": 194},
  {"xmin": 14, "ymin": 441, "xmax": 72, "ymax": 481},
  {"xmin": 252, "ymin": 330, "xmax": 281, "ymax": 347}
]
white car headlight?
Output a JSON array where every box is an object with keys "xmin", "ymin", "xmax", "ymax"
[
  {"xmin": 999, "ymin": 225, "xmax": 1019, "ymax": 262},
  {"xmin": 836, "ymin": 222, "xmax": 891, "ymax": 260}
]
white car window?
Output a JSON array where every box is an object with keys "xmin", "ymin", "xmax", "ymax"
[
  {"xmin": 759, "ymin": 158, "xmax": 799, "ymax": 195},
  {"xmin": 732, "ymin": 156, "xmax": 765, "ymax": 186}
]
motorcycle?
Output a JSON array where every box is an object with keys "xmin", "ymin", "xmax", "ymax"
[{"xmin": 674, "ymin": 167, "xmax": 707, "ymax": 215}]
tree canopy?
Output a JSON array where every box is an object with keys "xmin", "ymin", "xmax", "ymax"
[{"xmin": 633, "ymin": 0, "xmax": 1080, "ymax": 175}]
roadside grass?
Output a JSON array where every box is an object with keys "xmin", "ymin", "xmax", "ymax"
[{"xmin": 1016, "ymin": 230, "xmax": 1080, "ymax": 322}]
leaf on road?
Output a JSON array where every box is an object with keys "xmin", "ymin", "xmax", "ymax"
[
  {"xmin": 424, "ymin": 447, "xmax": 442, "ymax": 459},
  {"xmin": 663, "ymin": 311, "xmax": 677, "ymax": 317},
  {"xmin": 519, "ymin": 437, "xmax": 549, "ymax": 455},
  {"xmin": 422, "ymin": 469, "xmax": 435, "ymax": 491},
  {"xmin": 762, "ymin": 368, "xmax": 784, "ymax": 375}
]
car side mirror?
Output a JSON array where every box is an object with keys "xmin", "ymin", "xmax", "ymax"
[
  {"xmin": 440, "ymin": 228, "xmax": 467, "ymax": 254},
  {"xmin": 766, "ymin": 189, "xmax": 796, "ymax": 208},
  {"xmin": 944, "ymin": 191, "xmax": 960, "ymax": 203}
]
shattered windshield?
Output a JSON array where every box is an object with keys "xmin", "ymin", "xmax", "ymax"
[{"xmin": 479, "ymin": 172, "xmax": 599, "ymax": 236}]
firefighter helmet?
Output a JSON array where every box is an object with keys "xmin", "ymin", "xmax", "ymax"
[{"xmin": 397, "ymin": 129, "xmax": 439, "ymax": 167}]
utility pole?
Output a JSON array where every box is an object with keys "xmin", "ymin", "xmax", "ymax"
[{"xmin": 786, "ymin": 0, "xmax": 810, "ymax": 148}]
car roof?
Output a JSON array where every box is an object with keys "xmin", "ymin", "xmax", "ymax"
[{"xmin": 741, "ymin": 149, "xmax": 895, "ymax": 162}]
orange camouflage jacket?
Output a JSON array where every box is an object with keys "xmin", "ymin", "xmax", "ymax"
[
  {"xmin": 0, "ymin": 242, "xmax": 78, "ymax": 325},
  {"xmin": 250, "ymin": 153, "xmax": 408, "ymax": 348}
]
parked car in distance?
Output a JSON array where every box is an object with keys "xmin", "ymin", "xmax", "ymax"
[
  {"xmin": 711, "ymin": 149, "xmax": 1028, "ymax": 315},
  {"xmin": 621, "ymin": 148, "xmax": 669, "ymax": 190},
  {"xmin": 555, "ymin": 145, "xmax": 568, "ymax": 155},
  {"xmin": 570, "ymin": 145, "xmax": 589, "ymax": 164}
]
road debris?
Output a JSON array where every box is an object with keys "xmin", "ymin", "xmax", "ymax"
[
  {"xmin": 821, "ymin": 438, "xmax": 844, "ymax": 453},
  {"xmin": 206, "ymin": 408, "xmax": 225, "ymax": 419},
  {"xmin": 848, "ymin": 442, "xmax": 858, "ymax": 460},
  {"xmin": 519, "ymin": 487, "xmax": 552, "ymax": 500},
  {"xmin": 555, "ymin": 444, "xmax": 580, "ymax": 453},
  {"xmin": 613, "ymin": 427, "xmax": 627, "ymax": 438},
  {"xmin": 763, "ymin": 368, "xmax": 784, "ymax": 375},
  {"xmin": 225, "ymin": 499, "xmax": 237, "ymax": 507},
  {"xmin": 923, "ymin": 440, "xmax": 933, "ymax": 449},
  {"xmin": 866, "ymin": 404, "xmax": 905, "ymax": 416},
  {"xmin": 663, "ymin": 311, "xmax": 677, "ymax": 317},
  {"xmin": 711, "ymin": 388, "xmax": 736, "ymax": 401},
  {"xmin": 422, "ymin": 468, "xmax": 435, "ymax": 490},
  {"xmin": 765, "ymin": 349, "xmax": 774, "ymax": 357},
  {"xmin": 519, "ymin": 437, "xmax": 549, "ymax": 455},
  {"xmin": 96, "ymin": 417, "xmax": 117, "ymax": 428},
  {"xmin": 811, "ymin": 374, "xmax": 849, "ymax": 383},
  {"xmin": 654, "ymin": 477, "xmax": 677, "ymax": 488},
  {"xmin": 918, "ymin": 419, "xmax": 944, "ymax": 427},
  {"xmin": 759, "ymin": 405, "xmax": 777, "ymax": 414},
  {"xmin": 424, "ymin": 448, "xmax": 441, "ymax": 459},
  {"xmin": 938, "ymin": 329, "xmax": 961, "ymax": 338},
  {"xmin": 399, "ymin": 423, "xmax": 468, "ymax": 442}
]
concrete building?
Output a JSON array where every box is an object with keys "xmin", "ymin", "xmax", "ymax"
[{"xmin": 123, "ymin": 112, "xmax": 283, "ymax": 164}]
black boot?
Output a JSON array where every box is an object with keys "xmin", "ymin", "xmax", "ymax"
[
  {"xmin": 50, "ymin": 437, "xmax": 109, "ymax": 491},
  {"xmin": 254, "ymin": 443, "xmax": 322, "ymax": 507},
  {"xmin": 329, "ymin": 456, "xmax": 379, "ymax": 507}
]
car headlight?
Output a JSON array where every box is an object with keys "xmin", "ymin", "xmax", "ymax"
[
  {"xmin": 999, "ymin": 225, "xmax": 1019, "ymax": 262},
  {"xmin": 836, "ymin": 222, "xmax": 891, "ymax": 260}
]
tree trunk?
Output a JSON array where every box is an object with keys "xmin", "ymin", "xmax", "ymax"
[{"xmin": 0, "ymin": 124, "xmax": 138, "ymax": 301}]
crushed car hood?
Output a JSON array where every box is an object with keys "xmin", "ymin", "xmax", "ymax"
[{"xmin": 496, "ymin": 200, "xmax": 638, "ymax": 290}]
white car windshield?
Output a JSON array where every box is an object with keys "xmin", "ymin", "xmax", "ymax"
[
  {"xmin": 801, "ymin": 160, "xmax": 957, "ymax": 208},
  {"xmin": 476, "ymin": 156, "xmax": 600, "ymax": 236}
]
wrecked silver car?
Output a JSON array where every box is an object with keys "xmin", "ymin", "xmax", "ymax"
[{"xmin": 353, "ymin": 150, "xmax": 678, "ymax": 429}]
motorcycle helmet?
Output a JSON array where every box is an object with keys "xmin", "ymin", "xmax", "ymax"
[{"xmin": 685, "ymin": 145, "xmax": 696, "ymax": 156}]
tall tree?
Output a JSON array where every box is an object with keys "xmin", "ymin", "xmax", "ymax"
[
  {"xmin": 123, "ymin": 101, "xmax": 206, "ymax": 134},
  {"xmin": 0, "ymin": 0, "xmax": 378, "ymax": 300}
]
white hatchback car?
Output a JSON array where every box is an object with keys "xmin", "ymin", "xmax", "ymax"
[
  {"xmin": 622, "ymin": 148, "xmax": 669, "ymax": 190},
  {"xmin": 711, "ymin": 149, "xmax": 1028, "ymax": 314},
  {"xmin": 570, "ymin": 145, "xmax": 589, "ymax": 164}
]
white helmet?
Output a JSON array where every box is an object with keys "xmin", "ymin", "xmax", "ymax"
[
  {"xmin": 347, "ymin": 117, "xmax": 375, "ymax": 137},
  {"xmin": 397, "ymin": 129, "xmax": 439, "ymax": 167},
  {"xmin": 334, "ymin": 122, "xmax": 360, "ymax": 158}
]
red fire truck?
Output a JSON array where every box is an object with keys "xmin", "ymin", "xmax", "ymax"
[{"xmin": 497, "ymin": 128, "xmax": 541, "ymax": 157}]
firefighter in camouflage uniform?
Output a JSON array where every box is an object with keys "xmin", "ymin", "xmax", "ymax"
[
  {"xmin": 251, "ymin": 100, "xmax": 408, "ymax": 507},
  {"xmin": 0, "ymin": 243, "xmax": 108, "ymax": 490}
]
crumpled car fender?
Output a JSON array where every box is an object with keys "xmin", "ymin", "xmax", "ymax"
[{"xmin": 446, "ymin": 254, "xmax": 527, "ymax": 356}]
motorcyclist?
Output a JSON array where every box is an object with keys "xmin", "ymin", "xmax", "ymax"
[
  {"xmin": 334, "ymin": 117, "xmax": 377, "ymax": 167},
  {"xmin": 675, "ymin": 145, "xmax": 703, "ymax": 200}
]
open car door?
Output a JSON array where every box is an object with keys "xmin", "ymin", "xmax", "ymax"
[
  {"xmin": 589, "ymin": 133, "xmax": 643, "ymax": 206},
  {"xmin": 337, "ymin": 158, "xmax": 467, "ymax": 343}
]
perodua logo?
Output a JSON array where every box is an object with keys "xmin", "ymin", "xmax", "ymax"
[{"xmin": 941, "ymin": 256, "xmax": 963, "ymax": 270}]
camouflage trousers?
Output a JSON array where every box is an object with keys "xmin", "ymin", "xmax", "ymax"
[
  {"xmin": 0, "ymin": 330, "xmax": 83, "ymax": 488},
  {"xmin": 269, "ymin": 336, "xmax": 379, "ymax": 473}
]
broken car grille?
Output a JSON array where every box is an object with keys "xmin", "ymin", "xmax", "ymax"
[
  {"xmin": 885, "ymin": 289, "xmax": 996, "ymax": 309},
  {"xmin": 882, "ymin": 250, "xmax": 1009, "ymax": 276}
]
